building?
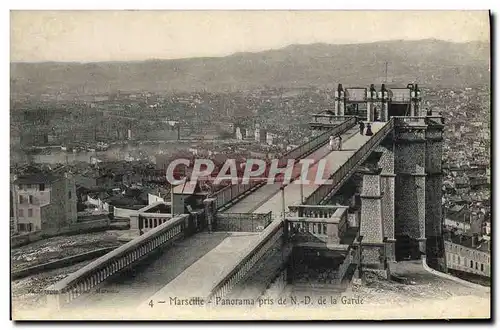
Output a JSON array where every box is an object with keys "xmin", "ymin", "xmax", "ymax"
[
  {"xmin": 445, "ymin": 239, "xmax": 491, "ymax": 278},
  {"xmin": 444, "ymin": 204, "xmax": 471, "ymax": 232},
  {"xmin": 12, "ymin": 172, "xmax": 77, "ymax": 234}
]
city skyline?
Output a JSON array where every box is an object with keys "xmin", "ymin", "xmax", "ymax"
[{"xmin": 11, "ymin": 10, "xmax": 490, "ymax": 62}]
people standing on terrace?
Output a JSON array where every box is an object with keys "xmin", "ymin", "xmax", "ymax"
[
  {"xmin": 359, "ymin": 121, "xmax": 365, "ymax": 135},
  {"xmin": 365, "ymin": 123, "xmax": 374, "ymax": 136},
  {"xmin": 336, "ymin": 135, "xmax": 343, "ymax": 151},
  {"xmin": 329, "ymin": 135, "xmax": 335, "ymax": 151}
]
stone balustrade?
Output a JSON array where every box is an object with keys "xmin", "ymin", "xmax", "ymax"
[
  {"xmin": 207, "ymin": 219, "xmax": 286, "ymax": 300},
  {"xmin": 288, "ymin": 204, "xmax": 348, "ymax": 218},
  {"xmin": 139, "ymin": 213, "xmax": 173, "ymax": 234},
  {"xmin": 45, "ymin": 213, "xmax": 195, "ymax": 310}
]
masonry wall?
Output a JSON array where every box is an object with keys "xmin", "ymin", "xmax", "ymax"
[
  {"xmin": 11, "ymin": 219, "xmax": 111, "ymax": 248},
  {"xmin": 64, "ymin": 175, "xmax": 78, "ymax": 225},
  {"xmin": 425, "ymin": 126, "xmax": 445, "ymax": 268},
  {"xmin": 394, "ymin": 140, "xmax": 426, "ymax": 240},
  {"xmin": 42, "ymin": 179, "xmax": 70, "ymax": 230}
]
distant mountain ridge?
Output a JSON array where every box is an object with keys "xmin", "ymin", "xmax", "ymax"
[{"xmin": 10, "ymin": 39, "xmax": 490, "ymax": 97}]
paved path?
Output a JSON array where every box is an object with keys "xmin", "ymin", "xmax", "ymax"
[
  {"xmin": 139, "ymin": 232, "xmax": 261, "ymax": 307},
  {"xmin": 253, "ymin": 122, "xmax": 385, "ymax": 217},
  {"xmin": 222, "ymin": 126, "xmax": 360, "ymax": 214},
  {"xmin": 67, "ymin": 232, "xmax": 234, "ymax": 310}
]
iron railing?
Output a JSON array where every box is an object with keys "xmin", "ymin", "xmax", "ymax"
[{"xmin": 214, "ymin": 212, "xmax": 272, "ymax": 232}]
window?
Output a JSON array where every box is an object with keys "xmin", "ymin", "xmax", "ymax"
[
  {"xmin": 68, "ymin": 191, "xmax": 72, "ymax": 199},
  {"xmin": 26, "ymin": 184, "xmax": 32, "ymax": 189},
  {"xmin": 481, "ymin": 264, "xmax": 484, "ymax": 272},
  {"xmin": 458, "ymin": 256, "xmax": 461, "ymax": 264},
  {"xmin": 18, "ymin": 209, "xmax": 24, "ymax": 217},
  {"xmin": 28, "ymin": 209, "xmax": 33, "ymax": 217},
  {"xmin": 39, "ymin": 184, "xmax": 45, "ymax": 191},
  {"xmin": 19, "ymin": 195, "xmax": 25, "ymax": 204},
  {"xmin": 470, "ymin": 260, "xmax": 474, "ymax": 268},
  {"xmin": 475, "ymin": 262, "xmax": 478, "ymax": 270},
  {"xmin": 29, "ymin": 195, "xmax": 33, "ymax": 204}
]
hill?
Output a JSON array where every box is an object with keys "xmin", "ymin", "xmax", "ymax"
[{"xmin": 10, "ymin": 39, "xmax": 490, "ymax": 98}]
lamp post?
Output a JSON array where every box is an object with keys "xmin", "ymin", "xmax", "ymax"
[
  {"xmin": 357, "ymin": 235, "xmax": 364, "ymax": 279},
  {"xmin": 300, "ymin": 181, "xmax": 304, "ymax": 204},
  {"xmin": 383, "ymin": 236, "xmax": 390, "ymax": 279},
  {"xmin": 281, "ymin": 186, "xmax": 286, "ymax": 221}
]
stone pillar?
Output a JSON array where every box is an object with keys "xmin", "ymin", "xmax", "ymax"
[
  {"xmin": 334, "ymin": 90, "xmax": 339, "ymax": 116},
  {"xmin": 326, "ymin": 221, "xmax": 339, "ymax": 244},
  {"xmin": 382, "ymin": 100, "xmax": 388, "ymax": 122},
  {"xmin": 394, "ymin": 123, "xmax": 427, "ymax": 259},
  {"xmin": 425, "ymin": 119, "xmax": 445, "ymax": 270},
  {"xmin": 377, "ymin": 138, "xmax": 396, "ymax": 261},
  {"xmin": 280, "ymin": 186, "xmax": 286, "ymax": 220},
  {"xmin": 359, "ymin": 167, "xmax": 384, "ymax": 270},
  {"xmin": 366, "ymin": 100, "xmax": 372, "ymax": 122},
  {"xmin": 130, "ymin": 213, "xmax": 139, "ymax": 232},
  {"xmin": 203, "ymin": 198, "xmax": 217, "ymax": 232},
  {"xmin": 338, "ymin": 91, "xmax": 345, "ymax": 116}
]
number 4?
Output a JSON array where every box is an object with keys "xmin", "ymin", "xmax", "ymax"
[{"xmin": 149, "ymin": 300, "xmax": 154, "ymax": 308}]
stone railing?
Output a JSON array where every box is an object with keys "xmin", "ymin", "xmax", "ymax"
[
  {"xmin": 285, "ymin": 207, "xmax": 348, "ymax": 245},
  {"xmin": 138, "ymin": 213, "xmax": 172, "ymax": 234},
  {"xmin": 305, "ymin": 119, "xmax": 394, "ymax": 205},
  {"xmin": 211, "ymin": 117, "xmax": 357, "ymax": 211},
  {"xmin": 207, "ymin": 219, "xmax": 286, "ymax": 300},
  {"xmin": 288, "ymin": 204, "xmax": 347, "ymax": 218},
  {"xmin": 45, "ymin": 213, "xmax": 197, "ymax": 310},
  {"xmin": 286, "ymin": 217, "xmax": 330, "ymax": 243}
]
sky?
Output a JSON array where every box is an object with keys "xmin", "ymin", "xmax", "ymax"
[{"xmin": 10, "ymin": 10, "xmax": 490, "ymax": 62}]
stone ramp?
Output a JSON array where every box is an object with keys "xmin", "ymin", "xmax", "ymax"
[
  {"xmin": 222, "ymin": 126, "xmax": 360, "ymax": 214},
  {"xmin": 67, "ymin": 232, "xmax": 233, "ymax": 310},
  {"xmin": 139, "ymin": 232, "xmax": 261, "ymax": 308}
]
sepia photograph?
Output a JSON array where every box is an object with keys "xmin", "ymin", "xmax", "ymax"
[{"xmin": 9, "ymin": 9, "xmax": 491, "ymax": 321}]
